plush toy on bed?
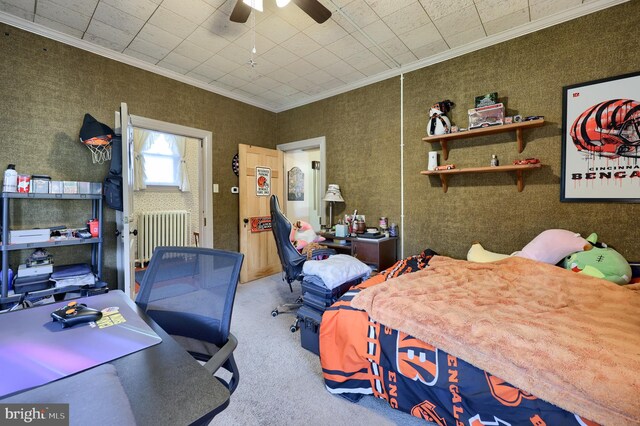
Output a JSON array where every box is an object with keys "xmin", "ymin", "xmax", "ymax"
[
  {"xmin": 563, "ymin": 233, "xmax": 632, "ymax": 285},
  {"xmin": 290, "ymin": 220, "xmax": 325, "ymax": 252}
]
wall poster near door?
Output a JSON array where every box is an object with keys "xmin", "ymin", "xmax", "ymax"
[
  {"xmin": 287, "ymin": 167, "xmax": 304, "ymax": 201},
  {"xmin": 561, "ymin": 71, "xmax": 640, "ymax": 202},
  {"xmin": 256, "ymin": 167, "xmax": 271, "ymax": 196}
]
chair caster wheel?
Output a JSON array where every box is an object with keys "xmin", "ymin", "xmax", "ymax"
[
  {"xmin": 271, "ymin": 309, "xmax": 278, "ymax": 317},
  {"xmin": 290, "ymin": 325, "xmax": 298, "ymax": 333},
  {"xmin": 290, "ymin": 318, "xmax": 300, "ymax": 333}
]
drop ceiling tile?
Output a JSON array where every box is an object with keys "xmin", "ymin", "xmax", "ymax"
[
  {"xmin": 232, "ymin": 65, "xmax": 262, "ymax": 84},
  {"xmin": 433, "ymin": 6, "xmax": 483, "ymax": 37},
  {"xmin": 259, "ymin": 45, "xmax": 299, "ymax": 66},
  {"xmin": 174, "ymin": 40, "xmax": 214, "ymax": 63},
  {"xmin": 161, "ymin": 0, "xmax": 216, "ymax": 25},
  {"xmin": 101, "ymin": 0, "xmax": 158, "ymax": 21},
  {"xmin": 269, "ymin": 85, "xmax": 299, "ymax": 97},
  {"xmin": 191, "ymin": 63, "xmax": 226, "ymax": 80},
  {"xmin": 330, "ymin": 10, "xmax": 358, "ymax": 34},
  {"xmin": 202, "ymin": 10, "xmax": 248, "ymax": 42},
  {"xmin": 397, "ymin": 22, "xmax": 442, "ymax": 50},
  {"xmin": 339, "ymin": 1, "xmax": 378, "ymax": 28},
  {"xmin": 148, "ymin": 6, "xmax": 198, "ymax": 39},
  {"xmin": 203, "ymin": 54, "xmax": 240, "ymax": 73},
  {"xmin": 235, "ymin": 84, "xmax": 269, "ymax": 97},
  {"xmin": 286, "ymin": 58, "xmax": 317, "ymax": 76},
  {"xmin": 530, "ymin": 0, "xmax": 581, "ymax": 20},
  {"xmin": 256, "ymin": 14, "xmax": 299, "ymax": 44},
  {"xmin": 85, "ymin": 19, "xmax": 135, "ymax": 49},
  {"xmin": 162, "ymin": 51, "xmax": 201, "ymax": 71},
  {"xmin": 393, "ymin": 50, "xmax": 418, "ymax": 65},
  {"xmin": 48, "ymin": 0, "xmax": 97, "ymax": 17},
  {"xmin": 186, "ymin": 70, "xmax": 213, "ymax": 83},
  {"xmin": 267, "ymin": 67, "xmax": 298, "ymax": 84},
  {"xmin": 36, "ymin": 0, "xmax": 91, "ymax": 31},
  {"xmin": 361, "ymin": 19, "xmax": 395, "ymax": 44},
  {"xmin": 157, "ymin": 60, "xmax": 191, "ymax": 75},
  {"xmin": 475, "ymin": 0, "xmax": 528, "ymax": 22},
  {"xmin": 1, "ymin": 0, "xmax": 35, "ymax": 21},
  {"xmin": 187, "ymin": 26, "xmax": 229, "ymax": 53},
  {"xmin": 33, "ymin": 15, "xmax": 83, "ymax": 37},
  {"xmin": 281, "ymin": 32, "xmax": 322, "ymax": 57},
  {"xmin": 360, "ymin": 60, "xmax": 390, "ymax": 76},
  {"xmin": 127, "ymin": 37, "xmax": 171, "ymax": 60},
  {"xmin": 411, "ymin": 38, "xmax": 448, "ymax": 59},
  {"xmin": 304, "ymin": 20, "xmax": 348, "ymax": 46},
  {"xmin": 378, "ymin": 36, "xmax": 411, "ymax": 57},
  {"xmin": 384, "ymin": 1, "xmax": 432, "ymax": 36},
  {"xmin": 306, "ymin": 68, "xmax": 334, "ymax": 85},
  {"xmin": 344, "ymin": 48, "xmax": 382, "ymax": 70},
  {"xmin": 247, "ymin": 56, "xmax": 279, "ymax": 74},
  {"xmin": 210, "ymin": 80, "xmax": 236, "ymax": 92},
  {"xmin": 287, "ymin": 76, "xmax": 315, "ymax": 92},
  {"xmin": 338, "ymin": 69, "xmax": 366, "ymax": 84},
  {"xmin": 252, "ymin": 75, "xmax": 281, "ymax": 90},
  {"xmin": 326, "ymin": 34, "xmax": 365, "ymax": 60},
  {"xmin": 93, "ymin": 2, "xmax": 145, "ymax": 35},
  {"xmin": 326, "ymin": 60, "xmax": 358, "ymax": 79},
  {"xmin": 123, "ymin": 47, "xmax": 158, "ymax": 64},
  {"xmin": 235, "ymin": 30, "xmax": 276, "ymax": 56},
  {"xmin": 137, "ymin": 23, "xmax": 182, "ymax": 51},
  {"xmin": 217, "ymin": 72, "xmax": 251, "ymax": 87},
  {"xmin": 441, "ymin": 25, "xmax": 485, "ymax": 48},
  {"xmin": 321, "ymin": 78, "xmax": 345, "ymax": 90},
  {"xmin": 202, "ymin": 0, "xmax": 229, "ymax": 10},
  {"xmin": 83, "ymin": 33, "xmax": 126, "ymax": 51},
  {"xmin": 365, "ymin": 0, "xmax": 416, "ymax": 18},
  {"xmin": 217, "ymin": 42, "xmax": 255, "ymax": 66},
  {"xmin": 419, "ymin": 0, "xmax": 474, "ymax": 21},
  {"xmin": 483, "ymin": 8, "xmax": 530, "ymax": 35},
  {"xmin": 304, "ymin": 47, "xmax": 341, "ymax": 69}
]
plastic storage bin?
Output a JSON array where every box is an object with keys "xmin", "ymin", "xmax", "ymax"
[
  {"xmin": 301, "ymin": 274, "xmax": 365, "ymax": 307},
  {"xmin": 297, "ymin": 305, "xmax": 323, "ymax": 355}
]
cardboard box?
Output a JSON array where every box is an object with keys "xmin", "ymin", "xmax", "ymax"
[
  {"xmin": 468, "ymin": 103, "xmax": 505, "ymax": 129},
  {"xmin": 49, "ymin": 181, "xmax": 63, "ymax": 194},
  {"xmin": 63, "ymin": 181, "xmax": 78, "ymax": 194},
  {"xmin": 9, "ymin": 229, "xmax": 50, "ymax": 244}
]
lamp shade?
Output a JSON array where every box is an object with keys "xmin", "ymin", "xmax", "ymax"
[{"xmin": 323, "ymin": 184, "xmax": 344, "ymax": 202}]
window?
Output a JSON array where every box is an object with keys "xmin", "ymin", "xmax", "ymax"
[{"xmin": 141, "ymin": 133, "xmax": 180, "ymax": 187}]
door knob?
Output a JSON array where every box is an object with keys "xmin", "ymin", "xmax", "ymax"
[
  {"xmin": 130, "ymin": 229, "xmax": 138, "ymax": 236},
  {"xmin": 115, "ymin": 230, "xmax": 121, "ymax": 237}
]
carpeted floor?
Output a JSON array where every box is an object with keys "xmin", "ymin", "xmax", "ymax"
[{"xmin": 212, "ymin": 273, "xmax": 427, "ymax": 425}]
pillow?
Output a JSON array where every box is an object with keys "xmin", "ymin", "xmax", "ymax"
[
  {"xmin": 467, "ymin": 243, "xmax": 510, "ymax": 263},
  {"xmin": 513, "ymin": 229, "xmax": 588, "ymax": 265}
]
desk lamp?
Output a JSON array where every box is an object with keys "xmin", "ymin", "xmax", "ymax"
[{"xmin": 323, "ymin": 184, "xmax": 344, "ymax": 230}]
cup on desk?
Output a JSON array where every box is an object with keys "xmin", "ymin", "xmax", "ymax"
[{"xmin": 335, "ymin": 224, "xmax": 349, "ymax": 237}]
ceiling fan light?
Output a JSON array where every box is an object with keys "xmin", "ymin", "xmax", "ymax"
[
  {"xmin": 242, "ymin": 0, "xmax": 263, "ymax": 12},
  {"xmin": 276, "ymin": 0, "xmax": 291, "ymax": 7}
]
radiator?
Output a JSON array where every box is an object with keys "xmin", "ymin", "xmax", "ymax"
[{"xmin": 137, "ymin": 210, "xmax": 191, "ymax": 264}]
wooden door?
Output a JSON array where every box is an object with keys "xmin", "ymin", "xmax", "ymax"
[{"xmin": 238, "ymin": 144, "xmax": 283, "ymax": 283}]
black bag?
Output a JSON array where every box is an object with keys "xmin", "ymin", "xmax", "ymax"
[
  {"xmin": 103, "ymin": 174, "xmax": 123, "ymax": 211},
  {"xmin": 109, "ymin": 135, "xmax": 122, "ymax": 176}
]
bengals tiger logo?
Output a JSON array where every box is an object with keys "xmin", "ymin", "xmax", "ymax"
[
  {"xmin": 570, "ymin": 99, "xmax": 640, "ymax": 158},
  {"xmin": 485, "ymin": 372, "xmax": 536, "ymax": 406},
  {"xmin": 396, "ymin": 332, "xmax": 438, "ymax": 385},
  {"xmin": 410, "ymin": 400, "xmax": 446, "ymax": 425}
]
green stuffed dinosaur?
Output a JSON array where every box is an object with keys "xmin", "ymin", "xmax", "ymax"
[{"xmin": 563, "ymin": 233, "xmax": 631, "ymax": 285}]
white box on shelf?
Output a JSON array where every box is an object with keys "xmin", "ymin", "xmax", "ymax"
[
  {"xmin": 78, "ymin": 182, "xmax": 91, "ymax": 194},
  {"xmin": 90, "ymin": 182, "xmax": 102, "ymax": 194},
  {"xmin": 9, "ymin": 229, "xmax": 50, "ymax": 244},
  {"xmin": 18, "ymin": 263, "xmax": 53, "ymax": 277},
  {"xmin": 49, "ymin": 181, "xmax": 63, "ymax": 194},
  {"xmin": 63, "ymin": 181, "xmax": 78, "ymax": 194}
]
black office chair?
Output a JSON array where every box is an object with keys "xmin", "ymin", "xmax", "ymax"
[
  {"xmin": 270, "ymin": 195, "xmax": 334, "ymax": 332},
  {"xmin": 135, "ymin": 246, "xmax": 243, "ymax": 394}
]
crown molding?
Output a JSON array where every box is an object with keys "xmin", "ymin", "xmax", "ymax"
[{"xmin": 0, "ymin": 0, "xmax": 629, "ymax": 114}]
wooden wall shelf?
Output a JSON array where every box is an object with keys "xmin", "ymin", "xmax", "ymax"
[
  {"xmin": 422, "ymin": 119, "xmax": 545, "ymax": 160},
  {"xmin": 421, "ymin": 163, "xmax": 542, "ymax": 193}
]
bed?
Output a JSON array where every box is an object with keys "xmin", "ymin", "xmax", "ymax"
[{"xmin": 319, "ymin": 250, "xmax": 640, "ymax": 426}]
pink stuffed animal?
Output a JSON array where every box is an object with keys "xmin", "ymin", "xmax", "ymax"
[{"xmin": 290, "ymin": 220, "xmax": 325, "ymax": 251}]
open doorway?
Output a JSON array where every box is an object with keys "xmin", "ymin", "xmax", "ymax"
[{"xmin": 277, "ymin": 137, "xmax": 326, "ymax": 232}]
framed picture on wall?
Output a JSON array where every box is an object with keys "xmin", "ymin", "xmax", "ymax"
[
  {"xmin": 561, "ymin": 71, "xmax": 640, "ymax": 202},
  {"xmin": 287, "ymin": 167, "xmax": 304, "ymax": 201}
]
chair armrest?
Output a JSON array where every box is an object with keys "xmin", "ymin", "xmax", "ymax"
[{"xmin": 203, "ymin": 333, "xmax": 238, "ymax": 375}]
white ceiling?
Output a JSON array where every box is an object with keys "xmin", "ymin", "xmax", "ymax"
[{"xmin": 0, "ymin": 0, "xmax": 628, "ymax": 112}]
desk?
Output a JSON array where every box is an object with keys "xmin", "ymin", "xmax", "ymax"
[
  {"xmin": 320, "ymin": 233, "xmax": 398, "ymax": 271},
  {"xmin": 0, "ymin": 291, "xmax": 230, "ymax": 425}
]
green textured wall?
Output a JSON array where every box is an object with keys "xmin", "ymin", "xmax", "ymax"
[
  {"xmin": 0, "ymin": 24, "xmax": 277, "ymax": 286},
  {"xmin": 277, "ymin": 2, "xmax": 640, "ymax": 262}
]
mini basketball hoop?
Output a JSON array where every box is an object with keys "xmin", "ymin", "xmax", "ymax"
[{"xmin": 81, "ymin": 136, "xmax": 112, "ymax": 164}]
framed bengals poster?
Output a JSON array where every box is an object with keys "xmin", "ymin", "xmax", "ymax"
[{"xmin": 561, "ymin": 71, "xmax": 640, "ymax": 202}]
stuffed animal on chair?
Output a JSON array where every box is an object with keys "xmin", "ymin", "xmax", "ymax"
[
  {"xmin": 290, "ymin": 220, "xmax": 325, "ymax": 252},
  {"xmin": 426, "ymin": 99, "xmax": 455, "ymax": 136},
  {"xmin": 563, "ymin": 233, "xmax": 632, "ymax": 285}
]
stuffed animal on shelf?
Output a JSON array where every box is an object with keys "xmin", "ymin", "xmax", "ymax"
[
  {"xmin": 290, "ymin": 220, "xmax": 325, "ymax": 252},
  {"xmin": 426, "ymin": 99, "xmax": 455, "ymax": 136},
  {"xmin": 563, "ymin": 233, "xmax": 632, "ymax": 285}
]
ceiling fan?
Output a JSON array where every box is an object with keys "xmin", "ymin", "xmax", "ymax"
[{"xmin": 230, "ymin": 0, "xmax": 332, "ymax": 24}]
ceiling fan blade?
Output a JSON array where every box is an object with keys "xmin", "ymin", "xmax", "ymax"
[
  {"xmin": 292, "ymin": 0, "xmax": 332, "ymax": 24},
  {"xmin": 230, "ymin": 0, "xmax": 251, "ymax": 23}
]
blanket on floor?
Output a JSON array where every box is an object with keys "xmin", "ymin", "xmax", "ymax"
[{"xmin": 351, "ymin": 255, "xmax": 640, "ymax": 426}]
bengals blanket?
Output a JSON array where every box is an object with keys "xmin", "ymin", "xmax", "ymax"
[{"xmin": 350, "ymin": 255, "xmax": 640, "ymax": 426}]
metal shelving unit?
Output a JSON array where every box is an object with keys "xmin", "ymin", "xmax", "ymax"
[{"xmin": 1, "ymin": 192, "xmax": 105, "ymax": 306}]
